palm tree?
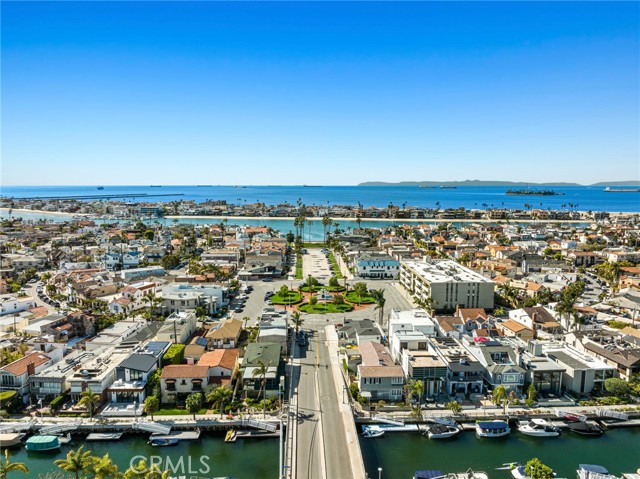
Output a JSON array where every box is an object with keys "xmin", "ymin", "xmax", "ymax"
[
  {"xmin": 207, "ymin": 385, "xmax": 233, "ymax": 418},
  {"xmin": 143, "ymin": 291, "xmax": 160, "ymax": 321},
  {"xmin": 492, "ymin": 385, "xmax": 508, "ymax": 414},
  {"xmin": 321, "ymin": 214, "xmax": 332, "ymax": 244},
  {"xmin": 54, "ymin": 446, "xmax": 94, "ymax": 479},
  {"xmin": 0, "ymin": 450, "xmax": 28, "ymax": 479},
  {"xmin": 91, "ymin": 453, "xmax": 119, "ymax": 479},
  {"xmin": 252, "ymin": 360, "xmax": 270, "ymax": 418},
  {"xmin": 371, "ymin": 289, "xmax": 386, "ymax": 331},
  {"xmin": 78, "ymin": 386, "xmax": 101, "ymax": 419},
  {"xmin": 291, "ymin": 311, "xmax": 304, "ymax": 333},
  {"xmin": 411, "ymin": 379, "xmax": 424, "ymax": 412}
]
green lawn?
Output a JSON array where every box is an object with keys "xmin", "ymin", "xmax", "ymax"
[
  {"xmin": 302, "ymin": 242, "xmax": 325, "ymax": 248},
  {"xmin": 270, "ymin": 291, "xmax": 303, "ymax": 305},
  {"xmin": 328, "ymin": 251, "xmax": 344, "ymax": 279},
  {"xmin": 155, "ymin": 408, "xmax": 209, "ymax": 416},
  {"xmin": 299, "ymin": 284, "xmax": 326, "ymax": 292},
  {"xmin": 345, "ymin": 291, "xmax": 376, "ymax": 304},
  {"xmin": 295, "ymin": 254, "xmax": 303, "ymax": 279},
  {"xmin": 326, "ymin": 285, "xmax": 346, "ymax": 293},
  {"xmin": 298, "ymin": 302, "xmax": 354, "ymax": 314}
]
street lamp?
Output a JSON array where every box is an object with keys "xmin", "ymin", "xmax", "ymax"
[{"xmin": 378, "ymin": 467, "xmax": 383, "ymax": 479}]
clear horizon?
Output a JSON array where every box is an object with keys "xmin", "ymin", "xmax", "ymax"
[{"xmin": 2, "ymin": 1, "xmax": 639, "ymax": 186}]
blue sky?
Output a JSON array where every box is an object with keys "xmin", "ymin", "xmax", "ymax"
[{"xmin": 2, "ymin": 1, "xmax": 639, "ymax": 185}]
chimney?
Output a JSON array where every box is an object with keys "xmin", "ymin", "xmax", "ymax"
[{"xmin": 27, "ymin": 362, "xmax": 36, "ymax": 376}]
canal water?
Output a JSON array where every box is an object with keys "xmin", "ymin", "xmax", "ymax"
[
  {"xmin": 9, "ymin": 433, "xmax": 278, "ymax": 479},
  {"xmin": 360, "ymin": 427, "xmax": 640, "ymax": 478}
]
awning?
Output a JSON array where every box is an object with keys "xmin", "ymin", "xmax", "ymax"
[
  {"xmin": 165, "ymin": 379, "xmax": 176, "ymax": 384},
  {"xmin": 191, "ymin": 378, "xmax": 203, "ymax": 383}
]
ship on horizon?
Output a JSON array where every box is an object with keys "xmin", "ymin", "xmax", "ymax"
[{"xmin": 604, "ymin": 186, "xmax": 640, "ymax": 192}]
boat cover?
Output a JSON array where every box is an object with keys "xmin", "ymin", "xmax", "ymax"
[
  {"xmin": 414, "ymin": 470, "xmax": 445, "ymax": 479},
  {"xmin": 477, "ymin": 421, "xmax": 508, "ymax": 429}
]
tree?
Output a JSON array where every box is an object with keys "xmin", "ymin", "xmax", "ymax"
[
  {"xmin": 353, "ymin": 282, "xmax": 368, "ymax": 305},
  {"xmin": 143, "ymin": 291, "xmax": 161, "ymax": 321},
  {"xmin": 91, "ymin": 453, "xmax": 119, "ymax": 479},
  {"xmin": 252, "ymin": 360, "xmax": 270, "ymax": 417},
  {"xmin": 144, "ymin": 396, "xmax": 159, "ymax": 420},
  {"xmin": 143, "ymin": 230, "xmax": 154, "ymax": 241},
  {"xmin": 78, "ymin": 387, "xmax": 101, "ymax": 419},
  {"xmin": 278, "ymin": 285, "xmax": 289, "ymax": 299},
  {"xmin": 492, "ymin": 385, "xmax": 508, "ymax": 414},
  {"xmin": 524, "ymin": 458, "xmax": 555, "ymax": 479},
  {"xmin": 160, "ymin": 254, "xmax": 179, "ymax": 270},
  {"xmin": 332, "ymin": 294, "xmax": 345, "ymax": 305},
  {"xmin": 54, "ymin": 446, "xmax": 94, "ymax": 479},
  {"xmin": 0, "ymin": 449, "xmax": 28, "ymax": 479},
  {"xmin": 526, "ymin": 384, "xmax": 537, "ymax": 407},
  {"xmin": 371, "ymin": 289, "xmax": 386, "ymax": 330},
  {"xmin": 328, "ymin": 276, "xmax": 339, "ymax": 288},
  {"xmin": 446, "ymin": 400, "xmax": 462, "ymax": 415},
  {"xmin": 291, "ymin": 311, "xmax": 304, "ymax": 333},
  {"xmin": 309, "ymin": 295, "xmax": 318, "ymax": 306},
  {"xmin": 604, "ymin": 377, "xmax": 631, "ymax": 397},
  {"xmin": 321, "ymin": 214, "xmax": 332, "ymax": 244},
  {"xmin": 124, "ymin": 459, "xmax": 171, "ymax": 479},
  {"xmin": 206, "ymin": 385, "xmax": 233, "ymax": 418},
  {"xmin": 185, "ymin": 392, "xmax": 203, "ymax": 419}
]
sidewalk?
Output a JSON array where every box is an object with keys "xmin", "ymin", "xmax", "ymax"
[{"xmin": 325, "ymin": 325, "xmax": 366, "ymax": 479}]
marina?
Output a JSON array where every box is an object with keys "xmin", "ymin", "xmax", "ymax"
[{"xmin": 359, "ymin": 426, "xmax": 640, "ymax": 477}]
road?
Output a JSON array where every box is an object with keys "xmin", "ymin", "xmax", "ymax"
[{"xmin": 293, "ymin": 325, "xmax": 354, "ymax": 479}]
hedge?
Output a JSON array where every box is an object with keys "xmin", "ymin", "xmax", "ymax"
[
  {"xmin": 163, "ymin": 344, "xmax": 185, "ymax": 365},
  {"xmin": 49, "ymin": 393, "xmax": 68, "ymax": 410},
  {"xmin": 0, "ymin": 391, "xmax": 16, "ymax": 403}
]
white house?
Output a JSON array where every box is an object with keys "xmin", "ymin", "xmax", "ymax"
[{"xmin": 0, "ymin": 296, "xmax": 37, "ymax": 317}]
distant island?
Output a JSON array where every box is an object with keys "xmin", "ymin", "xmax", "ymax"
[{"xmin": 358, "ymin": 179, "xmax": 640, "ymax": 187}]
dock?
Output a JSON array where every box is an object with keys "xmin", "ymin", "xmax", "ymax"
[
  {"xmin": 149, "ymin": 430, "xmax": 201, "ymax": 440},
  {"xmin": 87, "ymin": 432, "xmax": 123, "ymax": 441}
]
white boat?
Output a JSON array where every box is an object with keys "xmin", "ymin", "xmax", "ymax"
[
  {"xmin": 577, "ymin": 465, "xmax": 618, "ymax": 479},
  {"xmin": 426, "ymin": 424, "xmax": 461, "ymax": 439},
  {"xmin": 476, "ymin": 420, "xmax": 510, "ymax": 438},
  {"xmin": 0, "ymin": 433, "xmax": 25, "ymax": 447},
  {"xmin": 413, "ymin": 470, "xmax": 489, "ymax": 479},
  {"xmin": 429, "ymin": 417, "xmax": 458, "ymax": 427},
  {"xmin": 517, "ymin": 418, "xmax": 560, "ymax": 437},
  {"xmin": 362, "ymin": 427, "xmax": 385, "ymax": 438}
]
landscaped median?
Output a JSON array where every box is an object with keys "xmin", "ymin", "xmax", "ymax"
[
  {"xmin": 269, "ymin": 291, "xmax": 303, "ymax": 305},
  {"xmin": 298, "ymin": 302, "xmax": 354, "ymax": 314},
  {"xmin": 344, "ymin": 291, "xmax": 375, "ymax": 304}
]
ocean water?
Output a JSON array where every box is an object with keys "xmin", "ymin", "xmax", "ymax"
[{"xmin": 1, "ymin": 184, "xmax": 639, "ymax": 212}]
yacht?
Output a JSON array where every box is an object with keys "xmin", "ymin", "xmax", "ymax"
[
  {"xmin": 567, "ymin": 421, "xmax": 604, "ymax": 436},
  {"xmin": 425, "ymin": 424, "xmax": 461, "ymax": 439},
  {"xmin": 517, "ymin": 418, "xmax": 560, "ymax": 437},
  {"xmin": 577, "ymin": 465, "xmax": 618, "ymax": 479},
  {"xmin": 476, "ymin": 420, "xmax": 510, "ymax": 438}
]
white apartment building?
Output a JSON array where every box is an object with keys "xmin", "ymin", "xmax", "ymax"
[{"xmin": 400, "ymin": 259, "xmax": 495, "ymax": 311}]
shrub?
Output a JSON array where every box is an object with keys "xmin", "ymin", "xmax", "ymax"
[
  {"xmin": 163, "ymin": 344, "xmax": 186, "ymax": 365},
  {"xmin": 49, "ymin": 393, "xmax": 68, "ymax": 410},
  {"xmin": 604, "ymin": 378, "xmax": 631, "ymax": 397}
]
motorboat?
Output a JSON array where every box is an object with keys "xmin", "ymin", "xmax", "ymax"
[
  {"xmin": 577, "ymin": 465, "xmax": 618, "ymax": 479},
  {"xmin": 425, "ymin": 424, "xmax": 461, "ymax": 439},
  {"xmin": 413, "ymin": 470, "xmax": 489, "ymax": 479},
  {"xmin": 517, "ymin": 418, "xmax": 560, "ymax": 437},
  {"xmin": 0, "ymin": 433, "xmax": 25, "ymax": 448},
  {"xmin": 26, "ymin": 435, "xmax": 62, "ymax": 452},
  {"xmin": 554, "ymin": 409, "xmax": 587, "ymax": 423},
  {"xmin": 149, "ymin": 437, "xmax": 180, "ymax": 447},
  {"xmin": 429, "ymin": 417, "xmax": 458, "ymax": 427},
  {"xmin": 567, "ymin": 421, "xmax": 604, "ymax": 436},
  {"xmin": 362, "ymin": 426, "xmax": 385, "ymax": 438},
  {"xmin": 476, "ymin": 420, "xmax": 510, "ymax": 438}
]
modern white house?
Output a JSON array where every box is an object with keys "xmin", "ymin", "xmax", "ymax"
[
  {"xmin": 161, "ymin": 284, "xmax": 226, "ymax": 315},
  {"xmin": 400, "ymin": 259, "xmax": 495, "ymax": 311},
  {"xmin": 0, "ymin": 295, "xmax": 37, "ymax": 317},
  {"xmin": 356, "ymin": 252, "xmax": 400, "ymax": 279},
  {"xmin": 155, "ymin": 312, "xmax": 197, "ymax": 344}
]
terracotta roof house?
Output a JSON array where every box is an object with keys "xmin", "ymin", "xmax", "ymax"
[
  {"xmin": 160, "ymin": 365, "xmax": 209, "ymax": 405},
  {"xmin": 0, "ymin": 351, "xmax": 53, "ymax": 397},
  {"xmin": 198, "ymin": 349, "xmax": 239, "ymax": 384}
]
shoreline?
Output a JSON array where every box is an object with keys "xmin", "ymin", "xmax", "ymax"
[{"xmin": 1, "ymin": 208, "xmax": 636, "ymax": 224}]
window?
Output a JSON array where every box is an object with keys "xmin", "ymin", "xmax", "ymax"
[
  {"xmin": 181, "ymin": 379, "xmax": 186, "ymax": 385},
  {"xmin": 391, "ymin": 377, "xmax": 403, "ymax": 385}
]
